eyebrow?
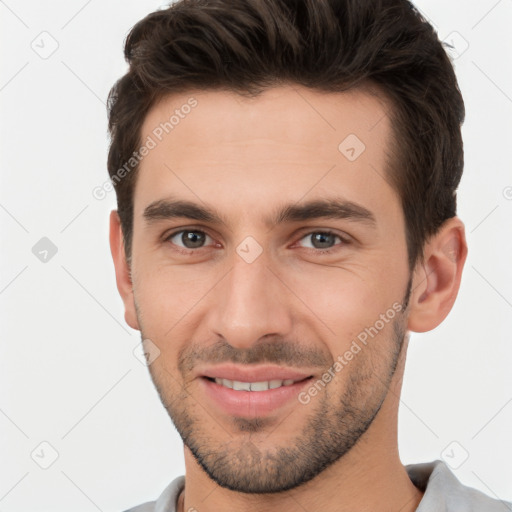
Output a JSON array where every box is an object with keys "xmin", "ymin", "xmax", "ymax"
[{"xmin": 143, "ymin": 197, "xmax": 377, "ymax": 229}]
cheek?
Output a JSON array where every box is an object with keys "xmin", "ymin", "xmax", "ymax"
[
  {"xmin": 133, "ymin": 264, "xmax": 211, "ymax": 340},
  {"xmin": 284, "ymin": 265, "xmax": 404, "ymax": 350}
]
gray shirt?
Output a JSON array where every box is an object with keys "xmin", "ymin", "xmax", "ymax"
[{"xmin": 124, "ymin": 460, "xmax": 511, "ymax": 511}]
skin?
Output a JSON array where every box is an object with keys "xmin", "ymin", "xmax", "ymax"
[{"xmin": 110, "ymin": 84, "xmax": 467, "ymax": 512}]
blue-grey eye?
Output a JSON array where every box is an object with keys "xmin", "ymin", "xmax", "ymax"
[
  {"xmin": 169, "ymin": 230, "xmax": 211, "ymax": 249},
  {"xmin": 299, "ymin": 232, "xmax": 341, "ymax": 249}
]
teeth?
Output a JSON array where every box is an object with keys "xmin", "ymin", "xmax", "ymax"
[
  {"xmin": 250, "ymin": 381, "xmax": 269, "ymax": 391},
  {"xmin": 233, "ymin": 380, "xmax": 251, "ymax": 391},
  {"xmin": 213, "ymin": 378, "xmax": 298, "ymax": 391}
]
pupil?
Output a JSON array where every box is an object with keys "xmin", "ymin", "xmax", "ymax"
[
  {"xmin": 183, "ymin": 231, "xmax": 205, "ymax": 248},
  {"xmin": 312, "ymin": 232, "xmax": 334, "ymax": 249}
]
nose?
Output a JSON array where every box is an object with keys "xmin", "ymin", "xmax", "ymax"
[{"xmin": 206, "ymin": 252, "xmax": 293, "ymax": 350}]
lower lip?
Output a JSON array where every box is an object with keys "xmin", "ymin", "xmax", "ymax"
[{"xmin": 200, "ymin": 377, "xmax": 313, "ymax": 418}]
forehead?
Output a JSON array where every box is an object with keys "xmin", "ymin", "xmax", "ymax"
[{"xmin": 135, "ymin": 84, "xmax": 399, "ymax": 227}]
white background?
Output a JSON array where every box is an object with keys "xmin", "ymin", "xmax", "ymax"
[{"xmin": 1, "ymin": 0, "xmax": 511, "ymax": 510}]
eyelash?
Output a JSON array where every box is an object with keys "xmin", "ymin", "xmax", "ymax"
[{"xmin": 163, "ymin": 228, "xmax": 349, "ymax": 255}]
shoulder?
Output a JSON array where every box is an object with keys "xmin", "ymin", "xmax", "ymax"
[
  {"xmin": 122, "ymin": 475, "xmax": 185, "ymax": 512},
  {"xmin": 406, "ymin": 460, "xmax": 511, "ymax": 511},
  {"xmin": 123, "ymin": 503, "xmax": 155, "ymax": 512}
]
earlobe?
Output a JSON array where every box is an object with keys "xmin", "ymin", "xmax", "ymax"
[
  {"xmin": 109, "ymin": 210, "xmax": 140, "ymax": 331},
  {"xmin": 407, "ymin": 217, "xmax": 468, "ymax": 333}
]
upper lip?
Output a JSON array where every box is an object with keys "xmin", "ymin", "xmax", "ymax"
[{"xmin": 197, "ymin": 364, "xmax": 313, "ymax": 383}]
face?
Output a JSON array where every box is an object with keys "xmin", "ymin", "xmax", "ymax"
[{"xmin": 124, "ymin": 85, "xmax": 413, "ymax": 492}]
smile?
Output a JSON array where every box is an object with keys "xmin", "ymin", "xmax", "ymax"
[{"xmin": 211, "ymin": 377, "xmax": 300, "ymax": 391}]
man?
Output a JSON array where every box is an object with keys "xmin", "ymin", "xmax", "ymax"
[{"xmin": 107, "ymin": 0, "xmax": 510, "ymax": 510}]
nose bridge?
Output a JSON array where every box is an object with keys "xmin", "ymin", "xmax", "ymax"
[{"xmin": 208, "ymin": 250, "xmax": 292, "ymax": 348}]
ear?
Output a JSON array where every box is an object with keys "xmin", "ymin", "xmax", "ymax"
[
  {"xmin": 109, "ymin": 210, "xmax": 140, "ymax": 331},
  {"xmin": 407, "ymin": 217, "xmax": 468, "ymax": 333}
]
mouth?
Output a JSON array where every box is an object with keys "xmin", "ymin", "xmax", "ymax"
[
  {"xmin": 199, "ymin": 373, "xmax": 315, "ymax": 418},
  {"xmin": 203, "ymin": 376, "xmax": 312, "ymax": 391}
]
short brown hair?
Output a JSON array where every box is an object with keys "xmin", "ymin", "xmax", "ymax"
[{"xmin": 107, "ymin": 0, "xmax": 465, "ymax": 269}]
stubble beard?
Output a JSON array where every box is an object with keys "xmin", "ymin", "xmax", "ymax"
[{"xmin": 146, "ymin": 312, "xmax": 408, "ymax": 494}]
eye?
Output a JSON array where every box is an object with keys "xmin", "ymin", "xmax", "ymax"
[
  {"xmin": 296, "ymin": 231, "xmax": 346, "ymax": 252},
  {"xmin": 165, "ymin": 229, "xmax": 214, "ymax": 250}
]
